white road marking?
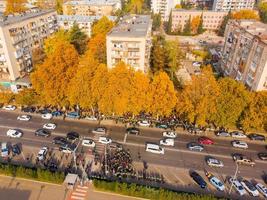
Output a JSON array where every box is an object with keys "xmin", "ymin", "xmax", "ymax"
[
  {"xmin": 71, "ymin": 196, "xmax": 84, "ymax": 200},
  {"xmin": 72, "ymin": 192, "xmax": 86, "ymax": 196}
]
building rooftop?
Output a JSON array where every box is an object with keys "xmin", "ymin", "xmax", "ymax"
[
  {"xmin": 64, "ymin": 0, "xmax": 120, "ymax": 6},
  {"xmin": 172, "ymin": 8, "xmax": 227, "ymax": 13},
  {"xmin": 0, "ymin": 9, "xmax": 56, "ymax": 27},
  {"xmin": 57, "ymin": 15, "xmax": 117, "ymax": 22},
  {"xmin": 108, "ymin": 15, "xmax": 151, "ymax": 38}
]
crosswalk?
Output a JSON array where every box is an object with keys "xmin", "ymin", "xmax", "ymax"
[
  {"xmin": 92, "ymin": 135, "xmax": 105, "ymax": 154},
  {"xmin": 69, "ymin": 185, "xmax": 89, "ymax": 200}
]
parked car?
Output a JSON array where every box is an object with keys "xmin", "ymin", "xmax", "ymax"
[
  {"xmin": 198, "ymin": 136, "xmax": 214, "ymax": 145},
  {"xmin": 6, "ymin": 129, "xmax": 23, "ymax": 138},
  {"xmin": 258, "ymin": 152, "xmax": 267, "ymax": 160},
  {"xmin": 59, "ymin": 143, "xmax": 77, "ymax": 153},
  {"xmin": 92, "ymin": 127, "xmax": 106, "ymax": 134},
  {"xmin": 228, "ymin": 177, "xmax": 246, "ymax": 196},
  {"xmin": 41, "ymin": 113, "xmax": 53, "ymax": 120},
  {"xmin": 159, "ymin": 138, "xmax": 174, "ymax": 146},
  {"xmin": 126, "ymin": 127, "xmax": 140, "ymax": 135},
  {"xmin": 66, "ymin": 112, "xmax": 79, "ymax": 119},
  {"xmin": 35, "ymin": 129, "xmax": 51, "ymax": 137},
  {"xmin": 37, "ymin": 109, "xmax": 51, "ymax": 114},
  {"xmin": 12, "ymin": 144, "xmax": 21, "ymax": 156},
  {"xmin": 192, "ymin": 61, "xmax": 201, "ymax": 67},
  {"xmin": 52, "ymin": 111, "xmax": 63, "ymax": 117},
  {"xmin": 206, "ymin": 157, "xmax": 224, "ymax": 168},
  {"xmin": 1, "ymin": 142, "xmax": 9, "ymax": 158},
  {"xmin": 232, "ymin": 153, "xmax": 255, "ymax": 166},
  {"xmin": 231, "ymin": 140, "xmax": 248, "ymax": 149},
  {"xmin": 43, "ymin": 123, "xmax": 56, "ymax": 130},
  {"xmin": 162, "ymin": 131, "xmax": 177, "ymax": 138},
  {"xmin": 17, "ymin": 115, "xmax": 31, "ymax": 121},
  {"xmin": 215, "ymin": 130, "xmax": 230, "ymax": 137},
  {"xmin": 66, "ymin": 132, "xmax": 79, "ymax": 141},
  {"xmin": 52, "ymin": 136, "xmax": 68, "ymax": 146},
  {"xmin": 255, "ymin": 183, "xmax": 267, "ymax": 198},
  {"xmin": 2, "ymin": 105, "xmax": 16, "ymax": 111},
  {"xmin": 137, "ymin": 120, "xmax": 150, "ymax": 127},
  {"xmin": 187, "ymin": 142, "xmax": 204, "ymax": 151},
  {"xmin": 146, "ymin": 143, "xmax": 164, "ymax": 154},
  {"xmin": 155, "ymin": 123, "xmax": 169, "ymax": 129},
  {"xmin": 85, "ymin": 116, "xmax": 97, "ymax": 121},
  {"xmin": 247, "ymin": 133, "xmax": 265, "ymax": 141},
  {"xmin": 82, "ymin": 138, "xmax": 95, "ymax": 147},
  {"xmin": 231, "ymin": 131, "xmax": 247, "ymax": 139},
  {"xmin": 37, "ymin": 147, "xmax": 48, "ymax": 161},
  {"xmin": 190, "ymin": 171, "xmax": 207, "ymax": 189},
  {"xmin": 21, "ymin": 106, "xmax": 36, "ymax": 113},
  {"xmin": 241, "ymin": 180, "xmax": 259, "ymax": 197},
  {"xmin": 205, "ymin": 172, "xmax": 225, "ymax": 191},
  {"xmin": 98, "ymin": 136, "xmax": 112, "ymax": 144}
]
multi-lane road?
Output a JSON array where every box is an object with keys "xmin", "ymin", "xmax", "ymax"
[{"xmin": 0, "ymin": 110, "xmax": 266, "ymax": 185}]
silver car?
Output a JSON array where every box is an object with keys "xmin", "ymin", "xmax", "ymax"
[{"xmin": 92, "ymin": 127, "xmax": 107, "ymax": 134}]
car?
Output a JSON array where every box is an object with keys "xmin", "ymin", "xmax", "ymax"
[
  {"xmin": 37, "ymin": 147, "xmax": 48, "ymax": 161},
  {"xmin": 21, "ymin": 106, "xmax": 36, "ymax": 113},
  {"xmin": 137, "ymin": 120, "xmax": 150, "ymax": 127},
  {"xmin": 247, "ymin": 133, "xmax": 265, "ymax": 141},
  {"xmin": 241, "ymin": 180, "xmax": 259, "ymax": 197},
  {"xmin": 2, "ymin": 105, "xmax": 16, "ymax": 111},
  {"xmin": 43, "ymin": 123, "xmax": 57, "ymax": 130},
  {"xmin": 41, "ymin": 113, "xmax": 53, "ymax": 120},
  {"xmin": 37, "ymin": 109, "xmax": 51, "ymax": 114},
  {"xmin": 206, "ymin": 157, "xmax": 224, "ymax": 168},
  {"xmin": 35, "ymin": 129, "xmax": 51, "ymax": 137},
  {"xmin": 187, "ymin": 142, "xmax": 204, "ymax": 151},
  {"xmin": 92, "ymin": 127, "xmax": 106, "ymax": 134},
  {"xmin": 192, "ymin": 61, "xmax": 201, "ymax": 67},
  {"xmin": 206, "ymin": 172, "xmax": 225, "ymax": 191},
  {"xmin": 66, "ymin": 132, "xmax": 80, "ymax": 141},
  {"xmin": 48, "ymin": 162, "xmax": 58, "ymax": 172},
  {"xmin": 126, "ymin": 127, "xmax": 140, "ymax": 135},
  {"xmin": 82, "ymin": 138, "xmax": 95, "ymax": 147},
  {"xmin": 1, "ymin": 142, "xmax": 9, "ymax": 158},
  {"xmin": 215, "ymin": 130, "xmax": 230, "ymax": 137},
  {"xmin": 66, "ymin": 112, "xmax": 79, "ymax": 119},
  {"xmin": 6, "ymin": 129, "xmax": 23, "ymax": 138},
  {"xmin": 85, "ymin": 116, "xmax": 97, "ymax": 121},
  {"xmin": 258, "ymin": 152, "xmax": 267, "ymax": 160},
  {"xmin": 98, "ymin": 136, "xmax": 112, "ymax": 144},
  {"xmin": 159, "ymin": 138, "xmax": 174, "ymax": 146},
  {"xmin": 109, "ymin": 142, "xmax": 123, "ymax": 150},
  {"xmin": 59, "ymin": 143, "xmax": 77, "ymax": 153},
  {"xmin": 146, "ymin": 143, "xmax": 164, "ymax": 154},
  {"xmin": 162, "ymin": 131, "xmax": 177, "ymax": 138},
  {"xmin": 231, "ymin": 131, "xmax": 247, "ymax": 139},
  {"xmin": 12, "ymin": 144, "xmax": 21, "ymax": 156},
  {"xmin": 17, "ymin": 115, "xmax": 31, "ymax": 121},
  {"xmin": 232, "ymin": 153, "xmax": 255, "ymax": 166},
  {"xmin": 198, "ymin": 136, "xmax": 214, "ymax": 145},
  {"xmin": 231, "ymin": 140, "xmax": 248, "ymax": 149},
  {"xmin": 228, "ymin": 178, "xmax": 246, "ymax": 196},
  {"xmin": 52, "ymin": 110, "xmax": 63, "ymax": 117},
  {"xmin": 190, "ymin": 171, "xmax": 207, "ymax": 189},
  {"xmin": 52, "ymin": 136, "xmax": 68, "ymax": 145},
  {"xmin": 255, "ymin": 183, "xmax": 267, "ymax": 198},
  {"xmin": 155, "ymin": 123, "xmax": 169, "ymax": 129}
]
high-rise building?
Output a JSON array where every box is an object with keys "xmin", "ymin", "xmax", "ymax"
[
  {"xmin": 151, "ymin": 0, "xmax": 180, "ymax": 21},
  {"xmin": 212, "ymin": 0, "xmax": 255, "ymax": 11},
  {"xmin": 0, "ymin": 9, "xmax": 58, "ymax": 90},
  {"xmin": 221, "ymin": 20, "xmax": 267, "ymax": 91},
  {"xmin": 106, "ymin": 15, "xmax": 152, "ymax": 73}
]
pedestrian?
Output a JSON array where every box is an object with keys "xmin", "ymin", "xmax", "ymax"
[{"xmin": 63, "ymin": 113, "xmax": 66, "ymax": 121}]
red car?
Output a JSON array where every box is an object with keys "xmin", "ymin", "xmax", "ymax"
[{"xmin": 198, "ymin": 137, "xmax": 214, "ymax": 145}]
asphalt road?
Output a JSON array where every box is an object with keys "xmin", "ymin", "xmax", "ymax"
[{"xmin": 0, "ymin": 110, "xmax": 266, "ymax": 182}]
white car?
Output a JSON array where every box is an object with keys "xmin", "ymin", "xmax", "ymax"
[
  {"xmin": 232, "ymin": 140, "xmax": 248, "ymax": 149},
  {"xmin": 255, "ymin": 183, "xmax": 267, "ymax": 198},
  {"xmin": 241, "ymin": 180, "xmax": 259, "ymax": 197},
  {"xmin": 92, "ymin": 127, "xmax": 106, "ymax": 134},
  {"xmin": 162, "ymin": 131, "xmax": 177, "ymax": 138},
  {"xmin": 98, "ymin": 136, "xmax": 112, "ymax": 144},
  {"xmin": 206, "ymin": 157, "xmax": 224, "ymax": 168},
  {"xmin": 37, "ymin": 147, "xmax": 48, "ymax": 161},
  {"xmin": 41, "ymin": 113, "xmax": 52, "ymax": 120},
  {"xmin": 137, "ymin": 120, "xmax": 150, "ymax": 127},
  {"xmin": 43, "ymin": 123, "xmax": 56, "ymax": 130},
  {"xmin": 85, "ymin": 116, "xmax": 97, "ymax": 121},
  {"xmin": 231, "ymin": 131, "xmax": 247, "ymax": 139},
  {"xmin": 6, "ymin": 129, "xmax": 23, "ymax": 138},
  {"xmin": 159, "ymin": 138, "xmax": 174, "ymax": 146},
  {"xmin": 228, "ymin": 178, "xmax": 246, "ymax": 196},
  {"xmin": 206, "ymin": 173, "xmax": 225, "ymax": 192},
  {"xmin": 82, "ymin": 138, "xmax": 96, "ymax": 147},
  {"xmin": 3, "ymin": 105, "xmax": 16, "ymax": 111},
  {"xmin": 17, "ymin": 115, "xmax": 31, "ymax": 121}
]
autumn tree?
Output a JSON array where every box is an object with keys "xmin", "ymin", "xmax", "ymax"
[
  {"xmin": 232, "ymin": 9, "xmax": 259, "ymax": 20},
  {"xmin": 176, "ymin": 66, "xmax": 219, "ymax": 126},
  {"xmin": 218, "ymin": 10, "xmax": 231, "ymax": 36},
  {"xmin": 31, "ymin": 39, "xmax": 79, "ymax": 106},
  {"xmin": 258, "ymin": 2, "xmax": 267, "ymax": 23},
  {"xmin": 88, "ymin": 33, "xmax": 107, "ymax": 63},
  {"xmin": 69, "ymin": 23, "xmax": 88, "ymax": 55},
  {"xmin": 148, "ymin": 72, "xmax": 177, "ymax": 118},
  {"xmin": 55, "ymin": 0, "xmax": 63, "ymax": 14},
  {"xmin": 126, "ymin": 0, "xmax": 144, "ymax": 14},
  {"xmin": 32, "ymin": 47, "xmax": 45, "ymax": 66},
  {"xmin": 15, "ymin": 88, "xmax": 38, "ymax": 106},
  {"xmin": 44, "ymin": 30, "xmax": 70, "ymax": 55},
  {"xmin": 212, "ymin": 78, "xmax": 251, "ymax": 128},
  {"xmin": 0, "ymin": 90, "xmax": 14, "ymax": 104},
  {"xmin": 5, "ymin": 0, "xmax": 27, "ymax": 15},
  {"xmin": 175, "ymin": 4, "xmax": 182, "ymax": 9},
  {"xmin": 191, "ymin": 16, "xmax": 200, "ymax": 34},
  {"xmin": 197, "ymin": 14, "xmax": 205, "ymax": 34},
  {"xmin": 167, "ymin": 11, "xmax": 173, "ymax": 34},
  {"xmin": 91, "ymin": 16, "xmax": 114, "ymax": 37}
]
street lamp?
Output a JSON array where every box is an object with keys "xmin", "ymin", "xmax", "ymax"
[{"xmin": 229, "ymin": 162, "xmax": 239, "ymax": 195}]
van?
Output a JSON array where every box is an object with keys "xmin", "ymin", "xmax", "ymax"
[
  {"xmin": 146, "ymin": 143, "xmax": 164, "ymax": 154},
  {"xmin": 1, "ymin": 142, "xmax": 9, "ymax": 158}
]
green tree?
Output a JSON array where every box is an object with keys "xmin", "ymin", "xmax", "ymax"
[
  {"xmin": 197, "ymin": 14, "xmax": 205, "ymax": 34},
  {"xmin": 218, "ymin": 10, "xmax": 231, "ymax": 36},
  {"xmin": 258, "ymin": 2, "xmax": 267, "ymax": 23},
  {"xmin": 69, "ymin": 23, "xmax": 88, "ymax": 55},
  {"xmin": 167, "ymin": 10, "xmax": 172, "ymax": 34},
  {"xmin": 152, "ymin": 13, "xmax": 161, "ymax": 31},
  {"xmin": 183, "ymin": 16, "xmax": 191, "ymax": 36}
]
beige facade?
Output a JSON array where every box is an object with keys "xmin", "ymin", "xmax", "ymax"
[
  {"xmin": 0, "ymin": 10, "xmax": 58, "ymax": 82},
  {"xmin": 106, "ymin": 15, "xmax": 152, "ymax": 73},
  {"xmin": 221, "ymin": 20, "xmax": 267, "ymax": 91},
  {"xmin": 63, "ymin": 0, "xmax": 121, "ymax": 16},
  {"xmin": 171, "ymin": 9, "xmax": 227, "ymax": 32}
]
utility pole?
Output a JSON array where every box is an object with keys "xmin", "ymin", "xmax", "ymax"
[
  {"xmin": 104, "ymin": 145, "xmax": 108, "ymax": 176},
  {"xmin": 229, "ymin": 163, "xmax": 239, "ymax": 195}
]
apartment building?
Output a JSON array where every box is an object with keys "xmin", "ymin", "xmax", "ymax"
[
  {"xmin": 0, "ymin": 0, "xmax": 6, "ymax": 13},
  {"xmin": 0, "ymin": 9, "xmax": 58, "ymax": 90},
  {"xmin": 63, "ymin": 0, "xmax": 121, "ymax": 16},
  {"xmin": 221, "ymin": 20, "xmax": 267, "ymax": 91},
  {"xmin": 57, "ymin": 15, "xmax": 116, "ymax": 37},
  {"xmin": 106, "ymin": 15, "xmax": 152, "ymax": 73},
  {"xmin": 212, "ymin": 0, "xmax": 255, "ymax": 11},
  {"xmin": 151, "ymin": 0, "xmax": 180, "ymax": 21},
  {"xmin": 171, "ymin": 9, "xmax": 227, "ymax": 31}
]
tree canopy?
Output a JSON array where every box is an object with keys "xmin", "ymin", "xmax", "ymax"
[
  {"xmin": 5, "ymin": 0, "xmax": 27, "ymax": 15},
  {"xmin": 232, "ymin": 10, "xmax": 260, "ymax": 20}
]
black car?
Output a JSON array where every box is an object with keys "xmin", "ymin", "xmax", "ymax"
[
  {"xmin": 21, "ymin": 106, "xmax": 36, "ymax": 113},
  {"xmin": 258, "ymin": 152, "xmax": 267, "ymax": 160},
  {"xmin": 66, "ymin": 132, "xmax": 79, "ymax": 141},
  {"xmin": 247, "ymin": 133, "xmax": 265, "ymax": 141},
  {"xmin": 35, "ymin": 129, "xmax": 51, "ymax": 137},
  {"xmin": 190, "ymin": 171, "xmax": 207, "ymax": 189},
  {"xmin": 37, "ymin": 109, "xmax": 51, "ymax": 114},
  {"xmin": 12, "ymin": 144, "xmax": 21, "ymax": 156},
  {"xmin": 52, "ymin": 136, "xmax": 68, "ymax": 145},
  {"xmin": 48, "ymin": 162, "xmax": 58, "ymax": 172},
  {"xmin": 126, "ymin": 127, "xmax": 140, "ymax": 135}
]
